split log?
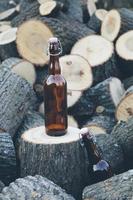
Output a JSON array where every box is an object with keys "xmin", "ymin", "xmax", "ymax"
[
  {"xmin": 0, "ymin": 28, "xmax": 19, "ymax": 61},
  {"xmin": 0, "ymin": 181, "xmax": 5, "ymax": 192},
  {"xmin": 15, "ymin": 19, "xmax": 94, "ymax": 66},
  {"xmin": 101, "ymin": 8, "xmax": 133, "ymax": 42},
  {"xmin": 2, "ymin": 57, "xmax": 36, "ymax": 85},
  {"xmin": 88, "ymin": 77, "xmax": 125, "ymax": 117},
  {"xmin": 85, "ymin": 115, "xmax": 116, "ymax": 134},
  {"xmin": 0, "ymin": 132, "xmax": 17, "ymax": 185},
  {"xmin": 19, "ymin": 126, "xmax": 88, "ymax": 199},
  {"xmin": 59, "ymin": 54, "xmax": 93, "ymax": 91},
  {"xmin": 111, "ymin": 117, "xmax": 133, "ymax": 168},
  {"xmin": 71, "ymin": 35, "xmax": 120, "ymax": 84},
  {"xmin": 123, "ymin": 76, "xmax": 133, "ymax": 90},
  {"xmin": 0, "ymin": 67, "xmax": 37, "ymax": 136},
  {"xmin": 116, "ymin": 86, "xmax": 133, "ymax": 122},
  {"xmin": 94, "ymin": 134, "xmax": 124, "ymax": 174},
  {"xmin": 116, "ymin": 31, "xmax": 133, "ymax": 78},
  {"xmin": 83, "ymin": 170, "xmax": 133, "ymax": 200},
  {"xmin": 87, "ymin": 9, "xmax": 108, "ymax": 33},
  {"xmin": 0, "ymin": 175, "xmax": 75, "ymax": 200}
]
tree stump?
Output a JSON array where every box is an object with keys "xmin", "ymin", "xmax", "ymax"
[
  {"xmin": 83, "ymin": 169, "xmax": 133, "ymax": 200},
  {"xmin": 0, "ymin": 175, "xmax": 75, "ymax": 200},
  {"xmin": 20, "ymin": 126, "xmax": 88, "ymax": 199},
  {"xmin": 0, "ymin": 67, "xmax": 37, "ymax": 136},
  {"xmin": 0, "ymin": 132, "xmax": 16, "ymax": 185}
]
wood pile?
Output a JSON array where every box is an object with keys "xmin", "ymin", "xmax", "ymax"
[{"xmin": 0, "ymin": 0, "xmax": 133, "ymax": 200}]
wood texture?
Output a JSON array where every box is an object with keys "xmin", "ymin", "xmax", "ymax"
[
  {"xmin": 95, "ymin": 134, "xmax": 124, "ymax": 174},
  {"xmin": 0, "ymin": 67, "xmax": 37, "ymax": 136},
  {"xmin": 85, "ymin": 115, "xmax": 116, "ymax": 134},
  {"xmin": 111, "ymin": 117, "xmax": 133, "ymax": 168},
  {"xmin": 0, "ymin": 175, "xmax": 75, "ymax": 200},
  {"xmin": 83, "ymin": 170, "xmax": 133, "ymax": 200},
  {"xmin": 0, "ymin": 132, "xmax": 16, "ymax": 185},
  {"xmin": 20, "ymin": 126, "xmax": 88, "ymax": 199}
]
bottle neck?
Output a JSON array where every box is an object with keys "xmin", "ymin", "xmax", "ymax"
[
  {"xmin": 49, "ymin": 55, "xmax": 61, "ymax": 75},
  {"xmin": 83, "ymin": 135, "xmax": 101, "ymax": 165}
]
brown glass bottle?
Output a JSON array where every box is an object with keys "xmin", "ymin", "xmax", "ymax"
[
  {"xmin": 80, "ymin": 128, "xmax": 113, "ymax": 184},
  {"xmin": 44, "ymin": 37, "xmax": 68, "ymax": 136}
]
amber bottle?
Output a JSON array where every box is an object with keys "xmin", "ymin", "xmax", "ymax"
[
  {"xmin": 80, "ymin": 128, "xmax": 113, "ymax": 184},
  {"xmin": 44, "ymin": 37, "xmax": 68, "ymax": 136}
]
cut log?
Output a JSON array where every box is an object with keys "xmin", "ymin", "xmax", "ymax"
[
  {"xmin": 123, "ymin": 76, "xmax": 133, "ymax": 90},
  {"xmin": 0, "ymin": 24, "xmax": 11, "ymax": 32},
  {"xmin": 0, "ymin": 28, "xmax": 19, "ymax": 60},
  {"xmin": 0, "ymin": 132, "xmax": 16, "ymax": 185},
  {"xmin": 95, "ymin": 134, "xmax": 124, "ymax": 174},
  {"xmin": 116, "ymin": 31, "xmax": 133, "ymax": 78},
  {"xmin": 0, "ymin": 27, "xmax": 17, "ymax": 45},
  {"xmin": 88, "ymin": 77, "xmax": 125, "ymax": 117},
  {"xmin": 59, "ymin": 55, "xmax": 93, "ymax": 91},
  {"xmin": 2, "ymin": 57, "xmax": 36, "ymax": 85},
  {"xmin": 83, "ymin": 170, "xmax": 133, "ymax": 200},
  {"xmin": 68, "ymin": 89, "xmax": 95, "ymax": 116},
  {"xmin": 16, "ymin": 19, "xmax": 94, "ymax": 66},
  {"xmin": 0, "ymin": 67, "xmax": 37, "ymax": 136},
  {"xmin": 71, "ymin": 35, "xmax": 120, "ymax": 84},
  {"xmin": 65, "ymin": 0, "xmax": 83, "ymax": 23},
  {"xmin": 16, "ymin": 20, "xmax": 53, "ymax": 66},
  {"xmin": 39, "ymin": 1, "xmax": 63, "ymax": 17},
  {"xmin": 20, "ymin": 126, "xmax": 88, "ymax": 199},
  {"xmin": 19, "ymin": 0, "xmax": 39, "ymax": 13},
  {"xmin": 85, "ymin": 115, "xmax": 116, "ymax": 134},
  {"xmin": 116, "ymin": 86, "xmax": 133, "ymax": 122},
  {"xmin": 0, "ymin": 181, "xmax": 5, "ymax": 192},
  {"xmin": 87, "ymin": 9, "xmax": 108, "ymax": 33},
  {"xmin": 0, "ymin": 175, "xmax": 75, "ymax": 200},
  {"xmin": 0, "ymin": 6, "xmax": 19, "ymax": 21},
  {"xmin": 101, "ymin": 8, "xmax": 133, "ymax": 42},
  {"xmin": 87, "ymin": 0, "xmax": 97, "ymax": 17},
  {"xmin": 111, "ymin": 117, "xmax": 133, "ymax": 168}
]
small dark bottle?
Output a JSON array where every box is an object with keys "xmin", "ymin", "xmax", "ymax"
[
  {"xmin": 44, "ymin": 37, "xmax": 68, "ymax": 136},
  {"xmin": 80, "ymin": 127, "xmax": 113, "ymax": 184}
]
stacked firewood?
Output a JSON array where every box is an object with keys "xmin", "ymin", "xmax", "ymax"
[{"xmin": 0, "ymin": 0, "xmax": 133, "ymax": 200}]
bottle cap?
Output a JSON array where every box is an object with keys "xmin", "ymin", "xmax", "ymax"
[{"xmin": 47, "ymin": 37, "xmax": 62, "ymax": 56}]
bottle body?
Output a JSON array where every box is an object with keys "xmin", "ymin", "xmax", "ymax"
[
  {"xmin": 80, "ymin": 128, "xmax": 113, "ymax": 184},
  {"xmin": 44, "ymin": 37, "xmax": 68, "ymax": 136},
  {"xmin": 44, "ymin": 74, "xmax": 68, "ymax": 136}
]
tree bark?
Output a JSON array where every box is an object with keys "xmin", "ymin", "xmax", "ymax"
[
  {"xmin": 0, "ymin": 67, "xmax": 37, "ymax": 136},
  {"xmin": 20, "ymin": 126, "xmax": 88, "ymax": 200},
  {"xmin": 111, "ymin": 117, "xmax": 133, "ymax": 169},
  {"xmin": 0, "ymin": 175, "xmax": 75, "ymax": 200},
  {"xmin": 0, "ymin": 132, "xmax": 16, "ymax": 185},
  {"xmin": 83, "ymin": 170, "xmax": 133, "ymax": 200}
]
